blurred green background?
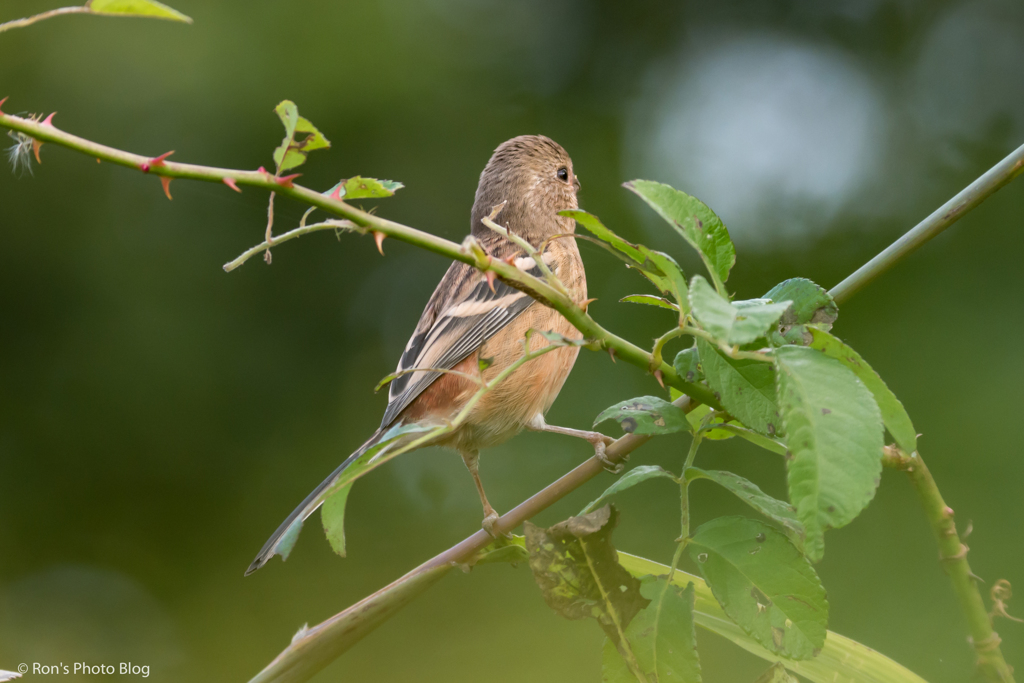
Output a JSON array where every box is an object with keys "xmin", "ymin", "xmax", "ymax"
[{"xmin": 2, "ymin": 1, "xmax": 1022, "ymax": 681}]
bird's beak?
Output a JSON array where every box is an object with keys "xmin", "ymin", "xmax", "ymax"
[{"xmin": 574, "ymin": 175, "xmax": 582, "ymax": 192}]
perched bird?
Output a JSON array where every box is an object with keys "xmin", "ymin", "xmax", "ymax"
[{"xmin": 246, "ymin": 135, "xmax": 611, "ymax": 576}]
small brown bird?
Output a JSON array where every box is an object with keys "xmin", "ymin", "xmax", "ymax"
[{"xmin": 247, "ymin": 135, "xmax": 610, "ymax": 575}]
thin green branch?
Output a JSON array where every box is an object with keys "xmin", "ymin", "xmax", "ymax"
[
  {"xmin": 223, "ymin": 219, "xmax": 359, "ymax": 272},
  {"xmin": 883, "ymin": 446, "xmax": 1015, "ymax": 682},
  {"xmin": 829, "ymin": 142, "xmax": 1024, "ymax": 305},
  {"xmin": 0, "ymin": 111, "xmax": 719, "ymax": 409}
]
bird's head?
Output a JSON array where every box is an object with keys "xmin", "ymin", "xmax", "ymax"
[{"xmin": 471, "ymin": 135, "xmax": 579, "ymax": 247}]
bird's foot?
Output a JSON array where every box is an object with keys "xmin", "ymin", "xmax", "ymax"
[
  {"xmin": 593, "ymin": 439, "xmax": 625, "ymax": 474},
  {"xmin": 481, "ymin": 508, "xmax": 505, "ymax": 538}
]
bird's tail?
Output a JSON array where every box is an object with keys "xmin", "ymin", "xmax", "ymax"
[{"xmin": 245, "ymin": 428, "xmax": 386, "ymax": 576}]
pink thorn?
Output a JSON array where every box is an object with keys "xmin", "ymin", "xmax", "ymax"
[
  {"xmin": 223, "ymin": 177, "xmax": 241, "ymax": 193},
  {"xmin": 257, "ymin": 166, "xmax": 268, "ymax": 174},
  {"xmin": 275, "ymin": 173, "xmax": 301, "ymax": 188},
  {"xmin": 32, "ymin": 138, "xmax": 43, "ymax": 164},
  {"xmin": 41, "ymin": 112, "xmax": 56, "ymax": 126},
  {"xmin": 160, "ymin": 176, "xmax": 173, "ymax": 201},
  {"xmin": 373, "ymin": 231, "xmax": 386, "ymax": 256},
  {"xmin": 0, "ymin": 97, "xmax": 8, "ymax": 115},
  {"xmin": 653, "ymin": 369, "xmax": 665, "ymax": 388},
  {"xmin": 329, "ymin": 184, "xmax": 344, "ymax": 200},
  {"xmin": 485, "ymin": 270, "xmax": 496, "ymax": 293}
]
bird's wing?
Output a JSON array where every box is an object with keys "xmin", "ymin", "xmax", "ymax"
[{"xmin": 380, "ymin": 251, "xmax": 555, "ymax": 429}]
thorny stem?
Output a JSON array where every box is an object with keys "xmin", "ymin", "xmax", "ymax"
[
  {"xmin": 883, "ymin": 446, "xmax": 1016, "ymax": 682},
  {"xmin": 0, "ymin": 111, "xmax": 720, "ymax": 410}
]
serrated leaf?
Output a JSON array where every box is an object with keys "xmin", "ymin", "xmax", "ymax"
[
  {"xmin": 754, "ymin": 663, "xmax": 800, "ymax": 683},
  {"xmin": 690, "ymin": 276, "xmax": 790, "ymax": 346},
  {"xmin": 673, "ymin": 346, "xmax": 702, "ymax": 384},
  {"xmin": 688, "ymin": 517, "xmax": 827, "ymax": 660},
  {"xmin": 87, "ymin": 0, "xmax": 193, "ymax": 22},
  {"xmin": 697, "ymin": 338, "xmax": 783, "ymax": 437},
  {"xmin": 582, "ymin": 466, "xmax": 678, "ymax": 515},
  {"xmin": 807, "ymin": 328, "xmax": 917, "ymax": 455},
  {"xmin": 621, "ymin": 294, "xmax": 679, "ymax": 311},
  {"xmin": 775, "ymin": 346, "xmax": 884, "ymax": 563},
  {"xmin": 686, "ymin": 469, "xmax": 804, "ymax": 550},
  {"xmin": 594, "ymin": 396, "xmax": 690, "ymax": 435},
  {"xmin": 562, "ymin": 209, "xmax": 690, "ymax": 315},
  {"xmin": 321, "ymin": 483, "xmax": 352, "ymax": 557},
  {"xmin": 272, "ymin": 100, "xmax": 331, "ymax": 173},
  {"xmin": 602, "ymin": 577, "xmax": 701, "ymax": 683},
  {"xmin": 525, "ymin": 506, "xmax": 649, "ymax": 636},
  {"xmin": 625, "ymin": 179, "xmax": 736, "ymax": 292},
  {"xmin": 763, "ymin": 279, "xmax": 838, "ymax": 346}
]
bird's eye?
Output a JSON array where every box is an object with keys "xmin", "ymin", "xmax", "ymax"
[{"xmin": 557, "ymin": 167, "xmax": 569, "ymax": 182}]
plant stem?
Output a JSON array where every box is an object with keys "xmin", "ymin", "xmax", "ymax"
[
  {"xmin": 0, "ymin": 6, "xmax": 89, "ymax": 33},
  {"xmin": 883, "ymin": 447, "xmax": 1015, "ymax": 682},
  {"xmin": 223, "ymin": 220, "xmax": 358, "ymax": 272},
  {"xmin": 829, "ymin": 142, "xmax": 1024, "ymax": 305},
  {"xmin": 0, "ymin": 111, "xmax": 720, "ymax": 409}
]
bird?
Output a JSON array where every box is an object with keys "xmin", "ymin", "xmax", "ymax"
[{"xmin": 246, "ymin": 135, "xmax": 613, "ymax": 576}]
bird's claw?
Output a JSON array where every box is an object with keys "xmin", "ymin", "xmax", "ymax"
[
  {"xmin": 594, "ymin": 440, "xmax": 624, "ymax": 474},
  {"xmin": 481, "ymin": 509, "xmax": 509, "ymax": 538}
]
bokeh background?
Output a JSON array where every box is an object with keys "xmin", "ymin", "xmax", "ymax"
[{"xmin": 2, "ymin": 1, "xmax": 1023, "ymax": 681}]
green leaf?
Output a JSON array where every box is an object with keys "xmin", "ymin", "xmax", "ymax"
[
  {"xmin": 690, "ymin": 276, "xmax": 790, "ymax": 346},
  {"xmin": 328, "ymin": 176, "xmax": 404, "ymax": 200},
  {"xmin": 581, "ymin": 466, "xmax": 678, "ymax": 514},
  {"xmin": 625, "ymin": 179, "xmax": 736, "ymax": 292},
  {"xmin": 754, "ymin": 663, "xmax": 800, "ymax": 683},
  {"xmin": 471, "ymin": 534, "xmax": 529, "ymax": 566},
  {"xmin": 684, "ymin": 404, "xmax": 735, "ymax": 440},
  {"xmin": 87, "ymin": 0, "xmax": 193, "ymax": 22},
  {"xmin": 525, "ymin": 506, "xmax": 649, "ymax": 635},
  {"xmin": 807, "ymin": 328, "xmax": 917, "ymax": 455},
  {"xmin": 602, "ymin": 577, "xmax": 702, "ymax": 683},
  {"xmin": 321, "ymin": 483, "xmax": 352, "ymax": 557},
  {"xmin": 763, "ymin": 279, "xmax": 838, "ymax": 347},
  {"xmin": 707, "ymin": 424, "xmax": 788, "ymax": 456},
  {"xmin": 620, "ymin": 294, "xmax": 679, "ymax": 312},
  {"xmin": 673, "ymin": 346, "xmax": 702, "ymax": 384},
  {"xmin": 272, "ymin": 100, "xmax": 331, "ymax": 173},
  {"xmin": 562, "ymin": 209, "xmax": 690, "ymax": 315},
  {"xmin": 594, "ymin": 396, "xmax": 691, "ymax": 435},
  {"xmin": 775, "ymin": 346, "xmax": 884, "ymax": 563},
  {"xmin": 686, "ymin": 469, "xmax": 804, "ymax": 550},
  {"xmin": 688, "ymin": 517, "xmax": 827, "ymax": 660},
  {"xmin": 697, "ymin": 338, "xmax": 783, "ymax": 437}
]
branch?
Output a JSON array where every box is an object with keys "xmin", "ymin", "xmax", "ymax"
[
  {"xmin": 883, "ymin": 447, "xmax": 1015, "ymax": 681},
  {"xmin": 829, "ymin": 142, "xmax": 1024, "ymax": 305},
  {"xmin": 0, "ymin": 110, "xmax": 720, "ymax": 410},
  {"xmin": 0, "ymin": 6, "xmax": 89, "ymax": 32}
]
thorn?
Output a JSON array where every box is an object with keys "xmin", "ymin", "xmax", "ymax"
[
  {"xmin": 160, "ymin": 176, "xmax": 173, "ymax": 200},
  {"xmin": 96, "ymin": 158, "xmax": 101, "ymax": 163},
  {"xmin": 485, "ymin": 270, "xmax": 497, "ymax": 293},
  {"xmin": 330, "ymin": 183, "xmax": 344, "ymax": 200},
  {"xmin": 581, "ymin": 297, "xmax": 598, "ymax": 312},
  {"xmin": 502, "ymin": 253, "xmax": 517, "ymax": 265},
  {"xmin": 140, "ymin": 151, "xmax": 174, "ymax": 173},
  {"xmin": 223, "ymin": 177, "xmax": 241, "ymax": 193},
  {"xmin": 275, "ymin": 173, "xmax": 301, "ymax": 188},
  {"xmin": 0, "ymin": 96, "xmax": 7, "ymax": 115},
  {"xmin": 32, "ymin": 138, "xmax": 43, "ymax": 164},
  {"xmin": 41, "ymin": 112, "xmax": 56, "ymax": 126},
  {"xmin": 257, "ymin": 166, "xmax": 268, "ymax": 174},
  {"xmin": 607, "ymin": 347, "xmax": 617, "ymax": 363},
  {"xmin": 654, "ymin": 369, "xmax": 665, "ymax": 388},
  {"xmin": 373, "ymin": 231, "xmax": 386, "ymax": 255}
]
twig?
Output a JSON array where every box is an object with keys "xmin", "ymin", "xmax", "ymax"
[
  {"xmin": 224, "ymin": 220, "xmax": 358, "ymax": 272},
  {"xmin": 0, "ymin": 111, "xmax": 721, "ymax": 409},
  {"xmin": 0, "ymin": 6, "xmax": 89, "ymax": 33},
  {"xmin": 883, "ymin": 446, "xmax": 1015, "ymax": 682}
]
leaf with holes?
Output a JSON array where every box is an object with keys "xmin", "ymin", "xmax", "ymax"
[
  {"xmin": 594, "ymin": 396, "xmax": 690, "ymax": 435},
  {"xmin": 525, "ymin": 505, "xmax": 649, "ymax": 638},
  {"xmin": 686, "ymin": 469, "xmax": 804, "ymax": 550},
  {"xmin": 807, "ymin": 328, "xmax": 917, "ymax": 455},
  {"xmin": 697, "ymin": 339, "xmax": 782, "ymax": 437},
  {"xmin": 87, "ymin": 0, "xmax": 192, "ymax": 21},
  {"xmin": 272, "ymin": 100, "xmax": 331, "ymax": 173},
  {"xmin": 688, "ymin": 517, "xmax": 827, "ymax": 659},
  {"xmin": 775, "ymin": 345, "xmax": 884, "ymax": 563},
  {"xmin": 602, "ymin": 576, "xmax": 702, "ymax": 683},
  {"xmin": 581, "ymin": 466, "xmax": 678, "ymax": 515},
  {"xmin": 625, "ymin": 179, "xmax": 736, "ymax": 291}
]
